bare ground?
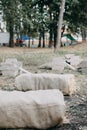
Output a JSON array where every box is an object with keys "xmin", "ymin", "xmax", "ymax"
[{"xmin": 0, "ymin": 43, "xmax": 87, "ymax": 130}]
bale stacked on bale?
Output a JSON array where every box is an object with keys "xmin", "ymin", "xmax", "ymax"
[
  {"xmin": 15, "ymin": 73, "xmax": 76, "ymax": 95},
  {"xmin": 0, "ymin": 90, "xmax": 65, "ymax": 129}
]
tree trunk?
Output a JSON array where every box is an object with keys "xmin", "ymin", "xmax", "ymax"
[
  {"xmin": 9, "ymin": 21, "xmax": 14, "ymax": 47},
  {"xmin": 81, "ymin": 27, "xmax": 87, "ymax": 42},
  {"xmin": 49, "ymin": 12, "xmax": 53, "ymax": 48},
  {"xmin": 43, "ymin": 31, "xmax": 45, "ymax": 48},
  {"xmin": 55, "ymin": 0, "xmax": 65, "ymax": 49},
  {"xmin": 54, "ymin": 30, "xmax": 57, "ymax": 48},
  {"xmin": 49, "ymin": 29, "xmax": 53, "ymax": 48},
  {"xmin": 38, "ymin": 32, "xmax": 42, "ymax": 47}
]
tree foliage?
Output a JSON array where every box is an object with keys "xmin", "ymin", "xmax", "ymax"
[{"xmin": 0, "ymin": 0, "xmax": 86, "ymax": 47}]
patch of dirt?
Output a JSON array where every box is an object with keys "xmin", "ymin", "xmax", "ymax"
[{"xmin": 0, "ymin": 43, "xmax": 87, "ymax": 130}]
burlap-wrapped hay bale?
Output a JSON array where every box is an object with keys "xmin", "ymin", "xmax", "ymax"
[
  {"xmin": 0, "ymin": 58, "xmax": 22, "ymax": 77},
  {"xmin": 0, "ymin": 90, "xmax": 65, "ymax": 129},
  {"xmin": 77, "ymin": 60, "xmax": 87, "ymax": 74},
  {"xmin": 15, "ymin": 73, "xmax": 76, "ymax": 95}
]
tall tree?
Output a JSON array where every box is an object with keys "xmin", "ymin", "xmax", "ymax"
[
  {"xmin": 55, "ymin": 0, "xmax": 65, "ymax": 49},
  {"xmin": 64, "ymin": 0, "xmax": 87, "ymax": 41},
  {"xmin": 1, "ymin": 0, "xmax": 20, "ymax": 47}
]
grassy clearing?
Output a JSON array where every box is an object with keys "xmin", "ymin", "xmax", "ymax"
[
  {"xmin": 0, "ymin": 43, "xmax": 87, "ymax": 69},
  {"xmin": 0, "ymin": 43, "xmax": 87, "ymax": 74}
]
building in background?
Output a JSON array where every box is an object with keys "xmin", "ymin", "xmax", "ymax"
[{"xmin": 0, "ymin": 11, "xmax": 6, "ymax": 32}]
